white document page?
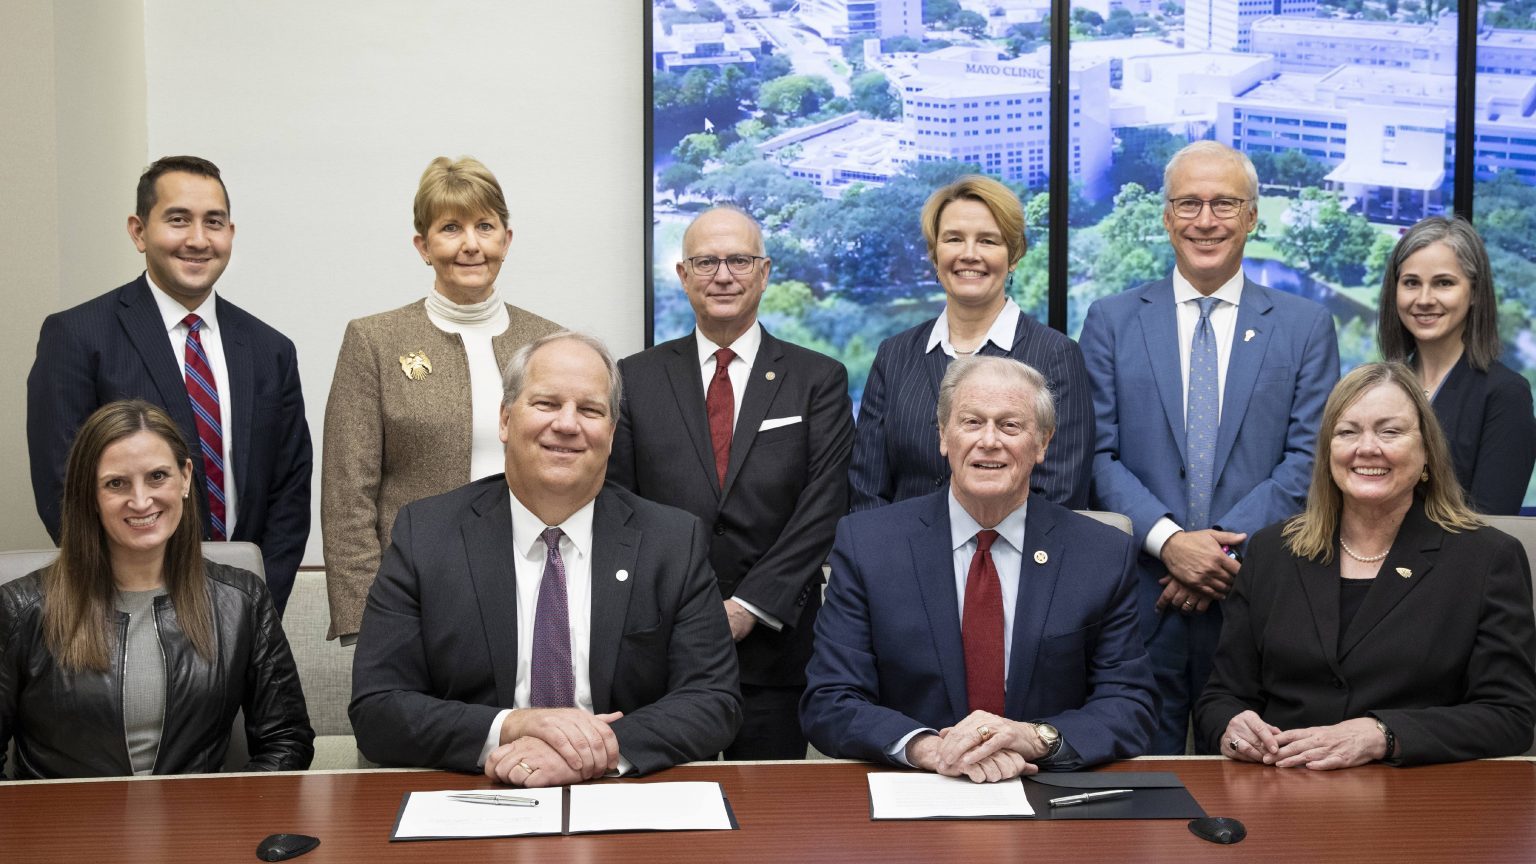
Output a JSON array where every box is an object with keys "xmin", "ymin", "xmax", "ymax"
[
  {"xmin": 867, "ymin": 772, "xmax": 1035, "ymax": 819},
  {"xmin": 392, "ymin": 788, "xmax": 564, "ymax": 839},
  {"xmin": 567, "ymin": 781, "xmax": 733, "ymax": 833}
]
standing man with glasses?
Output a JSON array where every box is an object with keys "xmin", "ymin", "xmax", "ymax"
[
  {"xmin": 610, "ymin": 206, "xmax": 854, "ymax": 759},
  {"xmin": 1079, "ymin": 141, "xmax": 1339, "ymax": 753},
  {"xmin": 26, "ymin": 156, "xmax": 312, "ymax": 613}
]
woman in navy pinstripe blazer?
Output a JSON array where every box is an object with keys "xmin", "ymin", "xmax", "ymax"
[{"xmin": 849, "ymin": 176, "xmax": 1094, "ymax": 511}]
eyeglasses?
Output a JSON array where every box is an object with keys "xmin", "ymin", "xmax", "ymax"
[
  {"xmin": 1167, "ymin": 197, "xmax": 1249, "ymax": 219},
  {"xmin": 684, "ymin": 255, "xmax": 766, "ymax": 276}
]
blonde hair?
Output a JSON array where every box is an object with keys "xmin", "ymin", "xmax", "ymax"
[
  {"xmin": 413, "ymin": 156, "xmax": 509, "ymax": 236},
  {"xmin": 920, "ymin": 175, "xmax": 1028, "ymax": 269},
  {"xmin": 1282, "ymin": 362, "xmax": 1481, "ymax": 562}
]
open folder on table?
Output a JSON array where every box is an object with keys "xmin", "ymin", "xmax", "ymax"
[
  {"xmin": 390, "ymin": 782, "xmax": 738, "ymax": 841},
  {"xmin": 867, "ymin": 771, "xmax": 1203, "ymax": 821}
]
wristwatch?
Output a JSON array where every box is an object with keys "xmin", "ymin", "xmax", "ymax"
[{"xmin": 1033, "ymin": 722, "xmax": 1062, "ymax": 760}]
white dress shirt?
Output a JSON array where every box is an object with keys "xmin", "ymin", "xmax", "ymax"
[
  {"xmin": 926, "ymin": 297, "xmax": 1022, "ymax": 357},
  {"xmin": 146, "ymin": 274, "xmax": 237, "ymax": 534},
  {"xmin": 480, "ymin": 493, "xmax": 598, "ymax": 766},
  {"xmin": 1145, "ymin": 268, "xmax": 1246, "ymax": 558},
  {"xmin": 694, "ymin": 322, "xmax": 781, "ymax": 631}
]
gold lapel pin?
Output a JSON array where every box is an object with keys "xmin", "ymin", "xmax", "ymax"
[
  {"xmin": 399, "ymin": 351, "xmax": 432, "ymax": 381},
  {"xmin": 1244, "ymin": 329, "xmax": 1256, "ymax": 343},
  {"xmin": 1034, "ymin": 550, "xmax": 1048, "ymax": 565},
  {"xmin": 765, "ymin": 371, "xmax": 776, "ymax": 381},
  {"xmin": 1395, "ymin": 567, "xmax": 1412, "ymax": 579}
]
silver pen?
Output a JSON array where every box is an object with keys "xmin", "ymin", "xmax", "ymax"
[
  {"xmin": 1048, "ymin": 788, "xmax": 1133, "ymax": 808},
  {"xmin": 448, "ymin": 793, "xmax": 540, "ymax": 807}
]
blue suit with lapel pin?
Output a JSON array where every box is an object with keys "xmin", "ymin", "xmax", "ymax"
[
  {"xmin": 800, "ymin": 491, "xmax": 1157, "ymax": 768},
  {"xmin": 1080, "ymin": 275, "xmax": 1338, "ymax": 752}
]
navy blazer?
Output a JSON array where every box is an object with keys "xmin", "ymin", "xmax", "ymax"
[
  {"xmin": 1195, "ymin": 502, "xmax": 1536, "ymax": 765},
  {"xmin": 1431, "ymin": 353, "xmax": 1535, "ymax": 515},
  {"xmin": 25, "ymin": 276, "xmax": 312, "ymax": 609},
  {"xmin": 850, "ymin": 311, "xmax": 1094, "ymax": 512},
  {"xmin": 1080, "ymin": 277, "xmax": 1338, "ymax": 559},
  {"xmin": 608, "ymin": 328, "xmax": 854, "ymax": 688},
  {"xmin": 800, "ymin": 492, "xmax": 1157, "ymax": 768},
  {"xmin": 348, "ymin": 479, "xmax": 744, "ymax": 776}
]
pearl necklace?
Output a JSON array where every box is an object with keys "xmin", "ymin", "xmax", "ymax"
[{"xmin": 1340, "ymin": 539, "xmax": 1389, "ymax": 563}]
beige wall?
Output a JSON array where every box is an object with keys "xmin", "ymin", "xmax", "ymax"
[{"xmin": 0, "ymin": 0, "xmax": 147, "ymax": 552}]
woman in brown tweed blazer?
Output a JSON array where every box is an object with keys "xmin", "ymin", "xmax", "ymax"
[{"xmin": 321, "ymin": 157, "xmax": 561, "ymax": 640}]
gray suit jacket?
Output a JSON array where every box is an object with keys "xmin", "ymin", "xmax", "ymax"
[
  {"xmin": 348, "ymin": 478, "xmax": 743, "ymax": 775},
  {"xmin": 321, "ymin": 299, "xmax": 561, "ymax": 639}
]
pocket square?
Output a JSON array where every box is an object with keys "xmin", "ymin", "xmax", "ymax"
[{"xmin": 759, "ymin": 415, "xmax": 802, "ymax": 432}]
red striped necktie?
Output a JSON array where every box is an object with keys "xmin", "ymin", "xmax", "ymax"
[{"xmin": 182, "ymin": 314, "xmax": 226, "ymax": 540}]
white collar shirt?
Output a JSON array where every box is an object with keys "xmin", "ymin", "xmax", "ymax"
[
  {"xmin": 947, "ymin": 491, "xmax": 1028, "ymax": 679},
  {"xmin": 926, "ymin": 297, "xmax": 1020, "ymax": 357},
  {"xmin": 695, "ymin": 320, "xmax": 762, "ymax": 432}
]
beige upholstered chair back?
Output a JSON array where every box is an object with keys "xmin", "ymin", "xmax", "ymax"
[
  {"xmin": 1481, "ymin": 515, "xmax": 1536, "ymax": 757},
  {"xmin": 1075, "ymin": 509, "xmax": 1134, "ymax": 536}
]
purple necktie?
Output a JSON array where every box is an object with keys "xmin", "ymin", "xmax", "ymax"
[{"xmin": 529, "ymin": 527, "xmax": 575, "ymax": 708}]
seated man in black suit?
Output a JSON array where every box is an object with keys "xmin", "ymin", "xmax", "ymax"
[
  {"xmin": 26, "ymin": 155, "xmax": 311, "ymax": 611},
  {"xmin": 350, "ymin": 332, "xmax": 743, "ymax": 785}
]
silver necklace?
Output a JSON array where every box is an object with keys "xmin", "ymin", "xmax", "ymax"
[{"xmin": 1340, "ymin": 539, "xmax": 1388, "ymax": 563}]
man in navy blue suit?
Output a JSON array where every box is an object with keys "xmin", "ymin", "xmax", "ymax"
[
  {"xmin": 1080, "ymin": 141, "xmax": 1339, "ymax": 753},
  {"xmin": 26, "ymin": 156, "xmax": 311, "ymax": 611},
  {"xmin": 802, "ymin": 356, "xmax": 1155, "ymax": 779}
]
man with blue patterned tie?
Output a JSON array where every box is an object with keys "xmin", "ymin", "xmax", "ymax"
[
  {"xmin": 1079, "ymin": 141, "xmax": 1340, "ymax": 753},
  {"xmin": 25, "ymin": 156, "xmax": 312, "ymax": 612}
]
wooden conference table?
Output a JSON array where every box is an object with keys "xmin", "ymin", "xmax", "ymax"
[{"xmin": 2, "ymin": 757, "xmax": 1533, "ymax": 863}]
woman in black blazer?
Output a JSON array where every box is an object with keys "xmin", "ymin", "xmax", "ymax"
[
  {"xmin": 1377, "ymin": 216, "xmax": 1535, "ymax": 514},
  {"xmin": 1195, "ymin": 363, "xmax": 1536, "ymax": 768}
]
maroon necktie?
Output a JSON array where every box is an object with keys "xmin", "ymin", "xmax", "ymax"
[
  {"xmin": 962, "ymin": 529, "xmax": 1005, "ymax": 715},
  {"xmin": 706, "ymin": 347, "xmax": 736, "ymax": 488},
  {"xmin": 182, "ymin": 314, "xmax": 226, "ymax": 540}
]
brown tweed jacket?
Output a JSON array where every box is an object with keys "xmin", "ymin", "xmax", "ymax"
[{"xmin": 321, "ymin": 299, "xmax": 561, "ymax": 638}]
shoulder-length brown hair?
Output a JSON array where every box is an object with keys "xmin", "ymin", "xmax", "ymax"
[
  {"xmin": 1376, "ymin": 216, "xmax": 1503, "ymax": 372},
  {"xmin": 43, "ymin": 400, "xmax": 213, "ymax": 672},
  {"xmin": 1282, "ymin": 363, "xmax": 1481, "ymax": 563}
]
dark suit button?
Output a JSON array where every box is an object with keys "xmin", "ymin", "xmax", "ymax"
[
  {"xmin": 934, "ymin": 476, "xmax": 945, "ymax": 487},
  {"xmin": 713, "ymin": 523, "xmax": 726, "ymax": 536},
  {"xmin": 1179, "ymin": 468, "xmax": 1186, "ymax": 478}
]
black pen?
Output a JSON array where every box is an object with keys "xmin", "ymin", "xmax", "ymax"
[{"xmin": 1048, "ymin": 788, "xmax": 1133, "ymax": 808}]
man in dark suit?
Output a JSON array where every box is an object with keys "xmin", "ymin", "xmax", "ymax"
[
  {"xmin": 610, "ymin": 206, "xmax": 853, "ymax": 759},
  {"xmin": 25, "ymin": 156, "xmax": 311, "ymax": 611},
  {"xmin": 350, "ymin": 332, "xmax": 742, "ymax": 783},
  {"xmin": 1080, "ymin": 141, "xmax": 1339, "ymax": 753},
  {"xmin": 802, "ymin": 357, "xmax": 1156, "ymax": 778}
]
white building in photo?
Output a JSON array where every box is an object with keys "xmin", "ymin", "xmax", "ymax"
[
  {"xmin": 1184, "ymin": 0, "xmax": 1317, "ymax": 53},
  {"xmin": 799, "ymin": 0, "xmax": 922, "ymax": 42},
  {"xmin": 654, "ymin": 22, "xmax": 765, "ymax": 72}
]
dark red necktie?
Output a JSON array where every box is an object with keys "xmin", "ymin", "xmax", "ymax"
[
  {"xmin": 182, "ymin": 314, "xmax": 226, "ymax": 540},
  {"xmin": 963, "ymin": 529, "xmax": 1005, "ymax": 715},
  {"xmin": 706, "ymin": 347, "xmax": 736, "ymax": 488}
]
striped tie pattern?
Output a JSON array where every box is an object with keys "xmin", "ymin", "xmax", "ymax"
[
  {"xmin": 530, "ymin": 527, "xmax": 575, "ymax": 708},
  {"xmin": 182, "ymin": 314, "xmax": 226, "ymax": 540},
  {"xmin": 1185, "ymin": 297, "xmax": 1220, "ymax": 531}
]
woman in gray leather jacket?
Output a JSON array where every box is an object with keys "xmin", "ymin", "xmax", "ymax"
[{"xmin": 0, "ymin": 400, "xmax": 313, "ymax": 778}]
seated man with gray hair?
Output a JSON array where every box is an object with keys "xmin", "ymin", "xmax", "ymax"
[
  {"xmin": 350, "ymin": 331, "xmax": 742, "ymax": 784},
  {"xmin": 801, "ymin": 356, "xmax": 1156, "ymax": 780}
]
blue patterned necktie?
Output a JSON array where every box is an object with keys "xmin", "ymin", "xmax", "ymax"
[
  {"xmin": 529, "ymin": 527, "xmax": 575, "ymax": 708},
  {"xmin": 1185, "ymin": 297, "xmax": 1220, "ymax": 531}
]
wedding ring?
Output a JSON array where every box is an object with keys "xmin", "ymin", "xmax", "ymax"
[
  {"xmin": 518, "ymin": 760, "xmax": 538, "ymax": 774},
  {"xmin": 977, "ymin": 725, "xmax": 992, "ymax": 740},
  {"xmin": 1183, "ymin": 600, "xmax": 1195, "ymax": 609}
]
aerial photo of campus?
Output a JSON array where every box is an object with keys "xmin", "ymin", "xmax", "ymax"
[{"xmin": 648, "ymin": 0, "xmax": 1536, "ymax": 427}]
